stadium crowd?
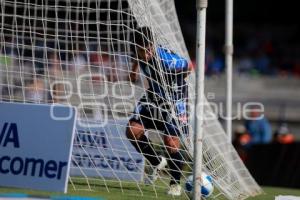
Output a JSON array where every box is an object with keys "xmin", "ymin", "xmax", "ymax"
[
  {"xmin": 0, "ymin": 36, "xmax": 131, "ymax": 103},
  {"xmin": 188, "ymin": 28, "xmax": 300, "ymax": 77}
]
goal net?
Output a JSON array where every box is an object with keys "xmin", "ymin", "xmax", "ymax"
[{"xmin": 0, "ymin": 0, "xmax": 262, "ymax": 199}]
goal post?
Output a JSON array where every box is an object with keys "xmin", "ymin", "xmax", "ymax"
[
  {"xmin": 0, "ymin": 0, "xmax": 262, "ymax": 199},
  {"xmin": 193, "ymin": 0, "xmax": 207, "ymax": 199},
  {"xmin": 225, "ymin": 0, "xmax": 234, "ymax": 142}
]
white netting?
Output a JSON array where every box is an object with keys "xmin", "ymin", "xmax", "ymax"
[{"xmin": 0, "ymin": 0, "xmax": 262, "ymax": 199}]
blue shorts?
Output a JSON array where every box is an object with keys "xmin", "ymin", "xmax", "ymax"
[{"xmin": 129, "ymin": 93, "xmax": 189, "ymax": 137}]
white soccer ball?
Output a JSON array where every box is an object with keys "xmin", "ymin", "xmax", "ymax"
[{"xmin": 185, "ymin": 172, "xmax": 214, "ymax": 198}]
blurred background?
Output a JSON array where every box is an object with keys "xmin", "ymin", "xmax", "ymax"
[
  {"xmin": 175, "ymin": 0, "xmax": 300, "ymax": 138},
  {"xmin": 175, "ymin": 0, "xmax": 300, "ymax": 188}
]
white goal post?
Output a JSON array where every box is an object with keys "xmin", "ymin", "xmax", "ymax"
[{"xmin": 0, "ymin": 0, "xmax": 262, "ymax": 199}]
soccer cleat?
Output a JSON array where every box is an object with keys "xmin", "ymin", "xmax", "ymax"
[
  {"xmin": 144, "ymin": 156, "xmax": 168, "ymax": 184},
  {"xmin": 167, "ymin": 184, "xmax": 182, "ymax": 196}
]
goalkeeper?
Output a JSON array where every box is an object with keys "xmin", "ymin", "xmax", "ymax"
[{"xmin": 126, "ymin": 27, "xmax": 189, "ymax": 196}]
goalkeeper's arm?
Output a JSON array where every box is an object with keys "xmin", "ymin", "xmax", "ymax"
[{"xmin": 128, "ymin": 61, "xmax": 139, "ymax": 83}]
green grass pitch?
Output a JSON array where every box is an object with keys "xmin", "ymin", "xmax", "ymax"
[{"xmin": 1, "ymin": 181, "xmax": 300, "ymax": 200}]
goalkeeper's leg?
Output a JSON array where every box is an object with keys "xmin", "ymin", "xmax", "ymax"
[
  {"xmin": 164, "ymin": 135, "xmax": 183, "ymax": 185},
  {"xmin": 163, "ymin": 108, "xmax": 188, "ymax": 196},
  {"xmin": 126, "ymin": 120, "xmax": 162, "ymax": 166},
  {"xmin": 126, "ymin": 94, "xmax": 167, "ymax": 167}
]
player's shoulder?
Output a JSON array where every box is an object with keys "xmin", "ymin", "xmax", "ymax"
[
  {"xmin": 157, "ymin": 46, "xmax": 175, "ymax": 56},
  {"xmin": 156, "ymin": 46, "xmax": 183, "ymax": 61}
]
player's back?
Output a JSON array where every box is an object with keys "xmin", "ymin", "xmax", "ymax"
[{"xmin": 139, "ymin": 47, "xmax": 189, "ymax": 101}]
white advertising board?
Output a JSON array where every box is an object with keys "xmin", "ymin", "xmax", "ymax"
[
  {"xmin": 0, "ymin": 102, "xmax": 76, "ymax": 193},
  {"xmin": 71, "ymin": 120, "xmax": 145, "ymax": 182}
]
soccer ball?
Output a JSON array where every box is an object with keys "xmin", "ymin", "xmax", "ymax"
[{"xmin": 185, "ymin": 172, "xmax": 214, "ymax": 198}]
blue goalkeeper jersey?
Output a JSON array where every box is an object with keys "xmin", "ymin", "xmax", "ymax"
[{"xmin": 138, "ymin": 47, "xmax": 189, "ymax": 102}]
